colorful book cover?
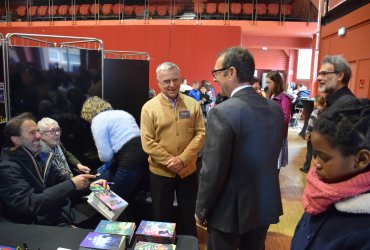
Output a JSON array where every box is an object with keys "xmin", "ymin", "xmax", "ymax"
[
  {"xmin": 79, "ymin": 232, "xmax": 126, "ymax": 250},
  {"xmin": 135, "ymin": 220, "xmax": 176, "ymax": 243},
  {"xmin": 94, "ymin": 220, "xmax": 136, "ymax": 244},
  {"xmin": 88, "ymin": 186, "xmax": 128, "ymax": 221},
  {"xmin": 134, "ymin": 241, "xmax": 176, "ymax": 250},
  {"xmin": 89, "ymin": 186, "xmax": 127, "ymax": 210},
  {"xmin": 0, "ymin": 246, "xmax": 17, "ymax": 250}
]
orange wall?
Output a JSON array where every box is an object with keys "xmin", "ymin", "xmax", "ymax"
[
  {"xmin": 0, "ymin": 22, "xmax": 241, "ymax": 94},
  {"xmin": 319, "ymin": 3, "xmax": 370, "ymax": 98}
]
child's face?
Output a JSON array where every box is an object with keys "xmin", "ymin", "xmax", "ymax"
[
  {"xmin": 311, "ymin": 131, "xmax": 358, "ymax": 183},
  {"xmin": 200, "ymin": 87, "xmax": 206, "ymax": 93}
]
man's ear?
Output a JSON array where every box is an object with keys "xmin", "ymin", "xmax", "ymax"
[
  {"xmin": 10, "ymin": 136, "xmax": 21, "ymax": 147},
  {"xmin": 355, "ymin": 149, "xmax": 370, "ymax": 171},
  {"xmin": 337, "ymin": 71, "xmax": 344, "ymax": 82}
]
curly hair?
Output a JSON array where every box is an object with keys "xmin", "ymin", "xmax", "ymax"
[
  {"xmin": 80, "ymin": 96, "xmax": 112, "ymax": 123},
  {"xmin": 314, "ymin": 98, "xmax": 370, "ymax": 157}
]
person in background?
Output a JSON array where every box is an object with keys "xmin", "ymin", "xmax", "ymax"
[
  {"xmin": 300, "ymin": 95, "xmax": 325, "ymax": 173},
  {"xmin": 38, "ymin": 117, "xmax": 91, "ymax": 181},
  {"xmin": 196, "ymin": 47, "xmax": 284, "ymax": 250},
  {"xmin": 266, "ymin": 71, "xmax": 292, "ymax": 170},
  {"xmin": 252, "ymin": 77, "xmax": 266, "ymax": 97},
  {"xmin": 141, "ymin": 62, "xmax": 205, "ymax": 236},
  {"xmin": 149, "ymin": 88, "xmax": 156, "ymax": 99},
  {"xmin": 201, "ymin": 80, "xmax": 216, "ymax": 110},
  {"xmin": 81, "ymin": 96, "xmax": 148, "ymax": 202},
  {"xmin": 179, "ymin": 77, "xmax": 192, "ymax": 95},
  {"xmin": 188, "ymin": 81, "xmax": 201, "ymax": 102},
  {"xmin": 291, "ymin": 98, "xmax": 370, "ymax": 249},
  {"xmin": 215, "ymin": 91, "xmax": 228, "ymax": 104},
  {"xmin": 0, "ymin": 112, "xmax": 106, "ymax": 227},
  {"xmin": 317, "ymin": 55, "xmax": 355, "ymax": 109},
  {"xmin": 199, "ymin": 85, "xmax": 212, "ymax": 118}
]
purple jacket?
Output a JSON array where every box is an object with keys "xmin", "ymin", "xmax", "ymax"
[{"xmin": 272, "ymin": 92, "xmax": 292, "ymax": 138}]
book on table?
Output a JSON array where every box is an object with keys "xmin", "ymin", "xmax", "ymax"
[
  {"xmin": 135, "ymin": 220, "xmax": 176, "ymax": 244},
  {"xmin": 94, "ymin": 220, "xmax": 136, "ymax": 245},
  {"xmin": 87, "ymin": 185, "xmax": 128, "ymax": 221},
  {"xmin": 79, "ymin": 232, "xmax": 126, "ymax": 250},
  {"xmin": 134, "ymin": 241, "xmax": 176, "ymax": 250}
]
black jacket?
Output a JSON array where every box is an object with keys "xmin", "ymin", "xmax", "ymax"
[{"xmin": 0, "ymin": 146, "xmax": 88, "ymax": 225}]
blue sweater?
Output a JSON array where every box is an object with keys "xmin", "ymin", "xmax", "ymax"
[{"xmin": 91, "ymin": 110, "xmax": 140, "ymax": 162}]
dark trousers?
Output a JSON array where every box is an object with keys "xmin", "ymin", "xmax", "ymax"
[
  {"xmin": 302, "ymin": 140, "xmax": 313, "ymax": 171},
  {"xmin": 150, "ymin": 172, "xmax": 198, "ymax": 237},
  {"xmin": 207, "ymin": 225, "xmax": 269, "ymax": 250},
  {"xmin": 99, "ymin": 137, "xmax": 149, "ymax": 202}
]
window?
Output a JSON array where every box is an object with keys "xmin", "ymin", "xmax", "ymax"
[{"xmin": 296, "ymin": 49, "xmax": 312, "ymax": 80}]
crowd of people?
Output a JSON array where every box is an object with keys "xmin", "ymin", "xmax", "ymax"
[{"xmin": 0, "ymin": 47, "xmax": 368, "ymax": 250}]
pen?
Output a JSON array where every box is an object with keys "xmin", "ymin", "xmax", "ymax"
[{"xmin": 107, "ymin": 182, "xmax": 115, "ymax": 185}]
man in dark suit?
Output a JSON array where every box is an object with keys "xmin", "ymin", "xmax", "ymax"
[{"xmin": 195, "ymin": 47, "xmax": 284, "ymax": 250}]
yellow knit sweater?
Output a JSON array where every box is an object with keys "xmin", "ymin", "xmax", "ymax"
[{"xmin": 140, "ymin": 93, "xmax": 205, "ymax": 178}]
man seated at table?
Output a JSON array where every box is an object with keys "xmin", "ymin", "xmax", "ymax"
[{"xmin": 0, "ymin": 112, "xmax": 107, "ymax": 227}]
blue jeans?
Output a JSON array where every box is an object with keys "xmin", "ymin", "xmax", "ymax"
[{"xmin": 98, "ymin": 137, "xmax": 149, "ymax": 202}]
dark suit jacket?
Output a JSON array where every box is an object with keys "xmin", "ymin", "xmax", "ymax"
[{"xmin": 196, "ymin": 87, "xmax": 284, "ymax": 233}]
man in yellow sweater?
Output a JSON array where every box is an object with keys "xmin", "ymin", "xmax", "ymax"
[{"xmin": 141, "ymin": 62, "xmax": 205, "ymax": 236}]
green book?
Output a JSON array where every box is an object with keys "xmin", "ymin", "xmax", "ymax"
[{"xmin": 94, "ymin": 220, "xmax": 136, "ymax": 245}]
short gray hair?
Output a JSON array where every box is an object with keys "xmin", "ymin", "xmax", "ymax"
[
  {"xmin": 322, "ymin": 55, "xmax": 351, "ymax": 85},
  {"xmin": 38, "ymin": 117, "xmax": 59, "ymax": 132},
  {"xmin": 156, "ymin": 62, "xmax": 180, "ymax": 81}
]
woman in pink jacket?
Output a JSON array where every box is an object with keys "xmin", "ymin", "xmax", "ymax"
[{"xmin": 266, "ymin": 71, "xmax": 292, "ymax": 170}]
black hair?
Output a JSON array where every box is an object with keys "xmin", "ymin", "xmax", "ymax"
[
  {"xmin": 314, "ymin": 98, "xmax": 370, "ymax": 157},
  {"xmin": 218, "ymin": 46, "xmax": 255, "ymax": 84},
  {"xmin": 4, "ymin": 112, "xmax": 36, "ymax": 146}
]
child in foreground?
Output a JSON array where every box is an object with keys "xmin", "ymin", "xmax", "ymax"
[{"xmin": 291, "ymin": 98, "xmax": 370, "ymax": 249}]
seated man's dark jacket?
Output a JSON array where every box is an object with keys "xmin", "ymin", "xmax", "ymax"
[{"xmin": 0, "ymin": 146, "xmax": 88, "ymax": 226}]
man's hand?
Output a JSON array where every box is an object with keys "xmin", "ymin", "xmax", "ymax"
[
  {"xmin": 77, "ymin": 163, "xmax": 91, "ymax": 174},
  {"xmin": 195, "ymin": 214, "xmax": 207, "ymax": 228},
  {"xmin": 166, "ymin": 156, "xmax": 184, "ymax": 174},
  {"xmin": 71, "ymin": 174, "xmax": 96, "ymax": 190}
]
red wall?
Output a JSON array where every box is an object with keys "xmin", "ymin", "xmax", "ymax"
[
  {"xmin": 319, "ymin": 3, "xmax": 370, "ymax": 98},
  {"xmin": 0, "ymin": 23, "xmax": 241, "ymax": 94}
]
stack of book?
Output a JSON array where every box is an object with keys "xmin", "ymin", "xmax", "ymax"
[
  {"xmin": 135, "ymin": 220, "xmax": 176, "ymax": 244},
  {"xmin": 87, "ymin": 185, "xmax": 128, "ymax": 221},
  {"xmin": 79, "ymin": 220, "xmax": 136, "ymax": 250}
]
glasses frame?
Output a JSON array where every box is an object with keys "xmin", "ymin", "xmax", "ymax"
[
  {"xmin": 43, "ymin": 128, "xmax": 62, "ymax": 135},
  {"xmin": 317, "ymin": 71, "xmax": 338, "ymax": 77},
  {"xmin": 211, "ymin": 67, "xmax": 230, "ymax": 78}
]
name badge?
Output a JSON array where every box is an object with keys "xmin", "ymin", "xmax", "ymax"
[{"xmin": 179, "ymin": 110, "xmax": 190, "ymax": 119}]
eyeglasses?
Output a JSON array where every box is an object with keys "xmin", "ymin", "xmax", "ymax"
[
  {"xmin": 211, "ymin": 67, "xmax": 230, "ymax": 78},
  {"xmin": 43, "ymin": 128, "xmax": 62, "ymax": 135},
  {"xmin": 160, "ymin": 78, "xmax": 181, "ymax": 86},
  {"xmin": 317, "ymin": 71, "xmax": 338, "ymax": 77}
]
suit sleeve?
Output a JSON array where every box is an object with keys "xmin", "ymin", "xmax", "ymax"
[{"xmin": 196, "ymin": 108, "xmax": 233, "ymax": 222}]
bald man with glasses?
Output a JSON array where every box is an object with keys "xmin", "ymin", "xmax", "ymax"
[{"xmin": 317, "ymin": 55, "xmax": 356, "ymax": 108}]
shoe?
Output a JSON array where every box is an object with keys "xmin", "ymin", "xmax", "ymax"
[{"xmin": 299, "ymin": 167, "xmax": 308, "ymax": 173}]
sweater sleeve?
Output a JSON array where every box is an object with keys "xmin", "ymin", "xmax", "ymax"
[{"xmin": 91, "ymin": 117, "xmax": 114, "ymax": 162}]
